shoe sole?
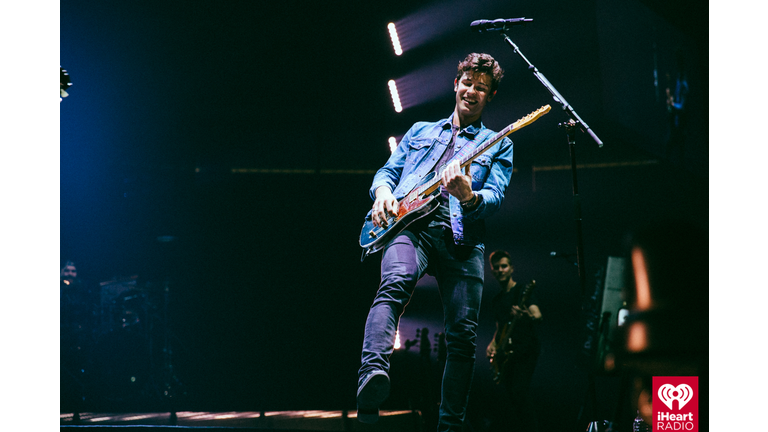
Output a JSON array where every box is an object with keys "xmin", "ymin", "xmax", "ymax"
[{"xmin": 357, "ymin": 373, "xmax": 390, "ymax": 424}]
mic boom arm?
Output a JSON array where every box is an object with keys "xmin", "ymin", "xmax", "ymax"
[{"xmin": 499, "ymin": 32, "xmax": 603, "ymax": 148}]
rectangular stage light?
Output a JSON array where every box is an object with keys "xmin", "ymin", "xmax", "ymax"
[
  {"xmin": 388, "ymin": 137, "xmax": 398, "ymax": 153},
  {"xmin": 388, "ymin": 80, "xmax": 402, "ymax": 113},
  {"xmin": 387, "ymin": 23, "xmax": 403, "ymax": 56}
]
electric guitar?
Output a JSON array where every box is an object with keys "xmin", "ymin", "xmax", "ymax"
[
  {"xmin": 490, "ymin": 280, "xmax": 536, "ymax": 384},
  {"xmin": 359, "ymin": 105, "xmax": 551, "ymax": 258}
]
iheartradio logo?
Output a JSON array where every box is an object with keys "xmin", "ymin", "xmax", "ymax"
[
  {"xmin": 657, "ymin": 384, "xmax": 694, "ymax": 410},
  {"xmin": 652, "ymin": 377, "xmax": 698, "ymax": 431}
]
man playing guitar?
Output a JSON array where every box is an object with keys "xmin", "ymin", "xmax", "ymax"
[
  {"xmin": 356, "ymin": 53, "xmax": 514, "ymax": 431},
  {"xmin": 486, "ymin": 250, "xmax": 542, "ymax": 431}
]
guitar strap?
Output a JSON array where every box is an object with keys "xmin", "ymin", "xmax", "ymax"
[
  {"xmin": 433, "ymin": 126, "xmax": 459, "ymax": 200},
  {"xmin": 436, "ymin": 126, "xmax": 459, "ymax": 170}
]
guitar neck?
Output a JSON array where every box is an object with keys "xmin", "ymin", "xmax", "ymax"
[
  {"xmin": 458, "ymin": 121, "xmax": 518, "ymax": 170},
  {"xmin": 497, "ymin": 294, "xmax": 527, "ymax": 345},
  {"xmin": 417, "ymin": 105, "xmax": 550, "ymax": 197},
  {"xmin": 418, "ymin": 123, "xmax": 515, "ymax": 197}
]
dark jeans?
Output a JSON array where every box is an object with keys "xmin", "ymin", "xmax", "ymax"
[{"xmin": 359, "ymin": 224, "xmax": 484, "ymax": 432}]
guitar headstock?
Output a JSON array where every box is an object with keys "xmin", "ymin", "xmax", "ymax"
[
  {"xmin": 512, "ymin": 105, "xmax": 551, "ymax": 130},
  {"xmin": 521, "ymin": 280, "xmax": 536, "ymax": 303}
]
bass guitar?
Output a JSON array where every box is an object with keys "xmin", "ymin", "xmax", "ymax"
[
  {"xmin": 490, "ymin": 280, "xmax": 536, "ymax": 384},
  {"xmin": 359, "ymin": 105, "xmax": 551, "ymax": 258}
]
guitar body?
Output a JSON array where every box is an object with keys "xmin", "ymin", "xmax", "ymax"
[
  {"xmin": 490, "ymin": 280, "xmax": 536, "ymax": 385},
  {"xmin": 490, "ymin": 321, "xmax": 516, "ymax": 384},
  {"xmin": 359, "ymin": 172, "xmax": 441, "ymax": 255}
]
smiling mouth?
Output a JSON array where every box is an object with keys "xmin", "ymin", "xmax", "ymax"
[{"xmin": 463, "ymin": 98, "xmax": 478, "ymax": 106}]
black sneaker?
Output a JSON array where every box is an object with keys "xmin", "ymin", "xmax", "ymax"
[{"xmin": 356, "ymin": 371, "xmax": 390, "ymax": 424}]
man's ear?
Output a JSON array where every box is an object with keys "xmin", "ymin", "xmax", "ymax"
[
  {"xmin": 488, "ymin": 90, "xmax": 497, "ymax": 102},
  {"xmin": 454, "ymin": 78, "xmax": 458, "ymax": 92}
]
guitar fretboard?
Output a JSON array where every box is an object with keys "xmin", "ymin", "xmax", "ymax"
[{"xmin": 415, "ymin": 105, "xmax": 550, "ymax": 198}]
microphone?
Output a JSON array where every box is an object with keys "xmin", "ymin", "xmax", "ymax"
[{"xmin": 470, "ymin": 18, "xmax": 532, "ymax": 32}]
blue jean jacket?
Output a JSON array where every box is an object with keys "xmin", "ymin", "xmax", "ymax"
[{"xmin": 369, "ymin": 114, "xmax": 514, "ymax": 246}]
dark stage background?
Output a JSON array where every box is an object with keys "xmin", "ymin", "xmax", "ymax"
[{"xmin": 60, "ymin": 0, "xmax": 708, "ymax": 430}]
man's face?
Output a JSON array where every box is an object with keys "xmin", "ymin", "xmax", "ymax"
[
  {"xmin": 491, "ymin": 257, "xmax": 513, "ymax": 284},
  {"xmin": 61, "ymin": 265, "xmax": 77, "ymax": 281},
  {"xmin": 454, "ymin": 72, "xmax": 494, "ymax": 122}
]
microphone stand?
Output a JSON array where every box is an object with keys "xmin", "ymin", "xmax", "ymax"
[
  {"xmin": 497, "ymin": 29, "xmax": 604, "ymax": 297},
  {"xmin": 492, "ymin": 27, "xmax": 606, "ymax": 431}
]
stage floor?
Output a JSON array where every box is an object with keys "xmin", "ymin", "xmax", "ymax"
[{"xmin": 60, "ymin": 410, "xmax": 423, "ymax": 431}]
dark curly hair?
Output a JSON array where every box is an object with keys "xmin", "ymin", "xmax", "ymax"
[{"xmin": 456, "ymin": 53, "xmax": 504, "ymax": 94}]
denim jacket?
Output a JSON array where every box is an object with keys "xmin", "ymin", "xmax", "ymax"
[{"xmin": 369, "ymin": 114, "xmax": 514, "ymax": 246}]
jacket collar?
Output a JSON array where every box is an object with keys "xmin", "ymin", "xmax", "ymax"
[{"xmin": 441, "ymin": 113, "xmax": 485, "ymax": 138}]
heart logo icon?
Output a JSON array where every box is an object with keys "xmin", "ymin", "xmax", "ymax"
[{"xmin": 658, "ymin": 384, "xmax": 694, "ymax": 410}]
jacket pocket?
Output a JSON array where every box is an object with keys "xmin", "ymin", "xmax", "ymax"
[
  {"xmin": 405, "ymin": 138, "xmax": 435, "ymax": 167},
  {"xmin": 470, "ymin": 154, "xmax": 493, "ymax": 185}
]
